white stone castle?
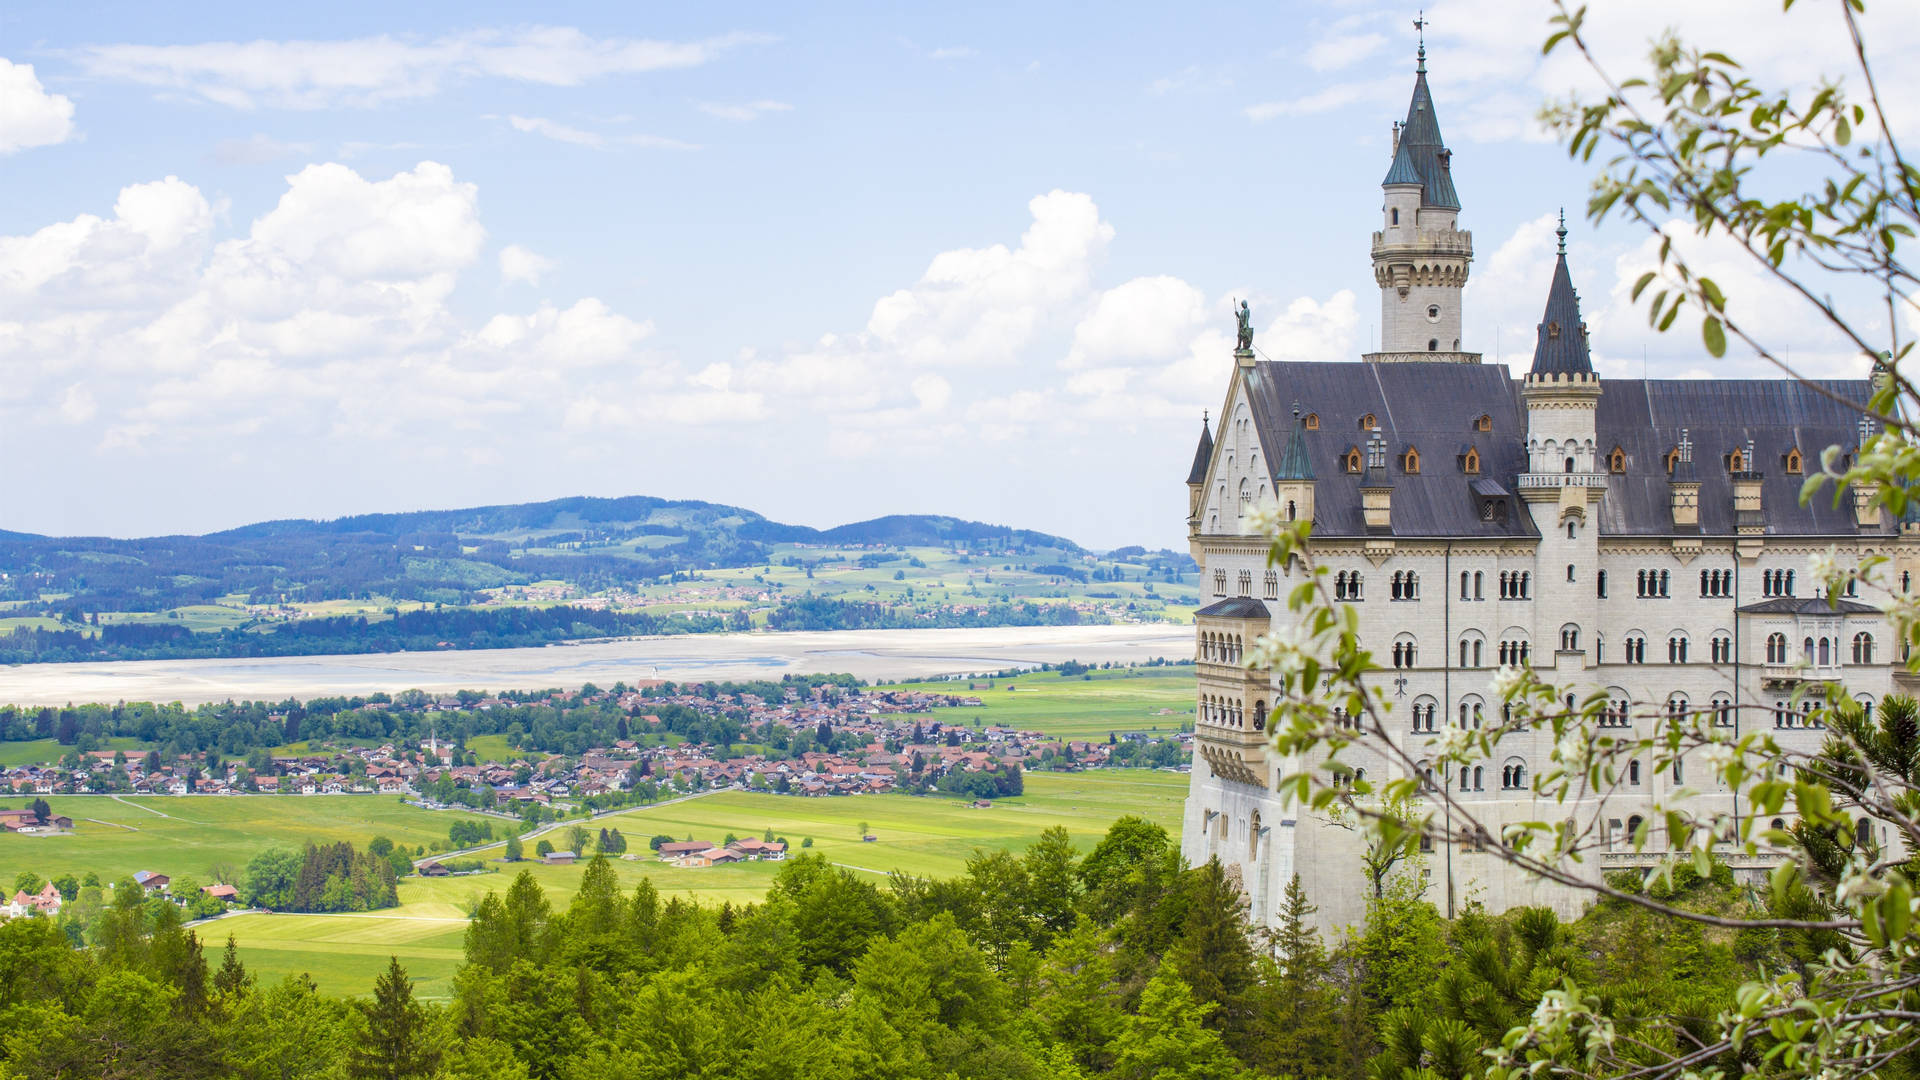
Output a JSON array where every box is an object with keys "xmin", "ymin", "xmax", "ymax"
[{"xmin": 1178, "ymin": 44, "xmax": 1913, "ymax": 929}]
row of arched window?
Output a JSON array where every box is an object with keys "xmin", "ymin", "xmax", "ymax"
[
  {"xmin": 1636, "ymin": 569, "xmax": 1671, "ymax": 597},
  {"xmin": 1762, "ymin": 569, "xmax": 1796, "ymax": 597},
  {"xmin": 1499, "ymin": 571, "xmax": 1531, "ymax": 600},
  {"xmin": 1390, "ymin": 571, "xmax": 1420, "ymax": 600},
  {"xmin": 1200, "ymin": 694, "xmax": 1266, "ymax": 731},
  {"xmin": 1700, "ymin": 569, "xmax": 1733, "ymax": 597},
  {"xmin": 1333, "ymin": 571, "xmax": 1364, "ymax": 601},
  {"xmin": 1764, "ymin": 631, "xmax": 1874, "ymax": 665},
  {"xmin": 1198, "ymin": 631, "xmax": 1243, "ymax": 664}
]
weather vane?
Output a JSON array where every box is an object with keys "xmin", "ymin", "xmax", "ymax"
[{"xmin": 1413, "ymin": 11, "xmax": 1427, "ymax": 72}]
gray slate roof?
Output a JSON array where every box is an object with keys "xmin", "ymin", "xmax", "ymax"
[
  {"xmin": 1234, "ymin": 360, "xmax": 1888, "ymax": 540},
  {"xmin": 1186, "ymin": 418, "xmax": 1214, "ymax": 485},
  {"xmin": 1737, "ymin": 597, "xmax": 1880, "ymax": 616},
  {"xmin": 1530, "ymin": 252, "xmax": 1593, "ymax": 376},
  {"xmin": 1395, "ymin": 70, "xmax": 1459, "ymax": 210},
  {"xmin": 1196, "ymin": 597, "xmax": 1271, "ymax": 619}
]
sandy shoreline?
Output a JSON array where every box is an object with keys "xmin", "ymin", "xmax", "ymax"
[{"xmin": 0, "ymin": 624, "xmax": 1192, "ymax": 706}]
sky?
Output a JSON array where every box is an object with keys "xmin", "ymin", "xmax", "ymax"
[{"xmin": 1, "ymin": 1, "xmax": 1916, "ymax": 550}]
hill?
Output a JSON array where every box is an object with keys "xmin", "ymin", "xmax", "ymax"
[{"xmin": 0, "ymin": 497, "xmax": 1197, "ymax": 664}]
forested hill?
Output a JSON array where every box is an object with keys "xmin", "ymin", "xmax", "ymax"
[{"xmin": 0, "ymin": 496, "xmax": 1083, "ymax": 616}]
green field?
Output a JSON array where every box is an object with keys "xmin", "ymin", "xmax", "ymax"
[
  {"xmin": 199, "ymin": 769, "xmax": 1187, "ymax": 997},
  {"xmin": 0, "ymin": 737, "xmax": 150, "ymax": 768},
  {"xmin": 888, "ymin": 666, "xmax": 1195, "ymax": 739},
  {"xmin": 0, "ymin": 795, "xmax": 460, "ymax": 886}
]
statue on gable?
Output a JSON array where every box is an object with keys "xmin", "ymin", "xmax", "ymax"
[{"xmin": 1234, "ymin": 299, "xmax": 1253, "ymax": 352}]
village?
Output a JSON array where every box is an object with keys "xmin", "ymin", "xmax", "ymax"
[{"xmin": 2, "ymin": 679, "xmax": 1190, "ymax": 812}]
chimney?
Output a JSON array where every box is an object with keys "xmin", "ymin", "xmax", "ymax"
[
  {"xmin": 1854, "ymin": 416, "xmax": 1883, "ymax": 529},
  {"xmin": 1667, "ymin": 429, "xmax": 1700, "ymax": 530},
  {"xmin": 1360, "ymin": 432, "xmax": 1393, "ymax": 533},
  {"xmin": 1731, "ymin": 436, "xmax": 1764, "ymax": 535}
]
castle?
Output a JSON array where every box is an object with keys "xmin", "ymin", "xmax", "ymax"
[{"xmin": 1178, "ymin": 44, "xmax": 1912, "ymax": 928}]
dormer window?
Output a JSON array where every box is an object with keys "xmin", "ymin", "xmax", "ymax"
[
  {"xmin": 1359, "ymin": 413, "xmax": 1376, "ymax": 431},
  {"xmin": 1344, "ymin": 447, "xmax": 1363, "ymax": 473},
  {"xmin": 1785, "ymin": 447, "xmax": 1803, "ymax": 474},
  {"xmin": 1402, "ymin": 447, "xmax": 1421, "ymax": 474},
  {"xmin": 1461, "ymin": 447, "xmax": 1481, "ymax": 475},
  {"xmin": 1474, "ymin": 414, "xmax": 1492, "ymax": 432},
  {"xmin": 1608, "ymin": 447, "xmax": 1626, "ymax": 474},
  {"xmin": 1727, "ymin": 448, "xmax": 1746, "ymax": 472},
  {"xmin": 1665, "ymin": 447, "xmax": 1680, "ymax": 474},
  {"xmin": 1547, "ymin": 322, "xmax": 1562, "ymax": 339},
  {"xmin": 1303, "ymin": 412, "xmax": 1319, "ymax": 430}
]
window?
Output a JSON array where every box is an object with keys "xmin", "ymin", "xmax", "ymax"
[
  {"xmin": 1429, "ymin": 338, "xmax": 1439, "ymax": 351},
  {"xmin": 1711, "ymin": 634, "xmax": 1732, "ymax": 663},
  {"xmin": 1501, "ymin": 761, "xmax": 1527, "ymax": 790},
  {"xmin": 1402, "ymin": 447, "xmax": 1421, "ymax": 473},
  {"xmin": 1819, "ymin": 637, "xmax": 1832, "ymax": 666},
  {"xmin": 1391, "ymin": 571, "xmax": 1419, "ymax": 600},
  {"xmin": 1608, "ymin": 447, "xmax": 1626, "ymax": 473},
  {"xmin": 1624, "ymin": 634, "xmax": 1647, "ymax": 664},
  {"xmin": 1728, "ymin": 447, "xmax": 1747, "ymax": 472},
  {"xmin": 1237, "ymin": 570, "xmax": 1253, "ymax": 597},
  {"xmin": 1666, "ymin": 693, "xmax": 1689, "ymax": 720},
  {"xmin": 1303, "ymin": 412, "xmax": 1319, "ymax": 430},
  {"xmin": 1498, "ymin": 571, "xmax": 1530, "ymax": 599},
  {"xmin": 1391, "ymin": 207, "xmax": 1400, "ymax": 225},
  {"xmin": 1212, "ymin": 570, "xmax": 1227, "ymax": 597},
  {"xmin": 1263, "ymin": 570, "xmax": 1279, "ymax": 600},
  {"xmin": 1766, "ymin": 633, "xmax": 1788, "ymax": 664},
  {"xmin": 1412, "ymin": 699, "xmax": 1437, "ymax": 733},
  {"xmin": 1854, "ymin": 632, "xmax": 1875, "ymax": 664},
  {"xmin": 1461, "ymin": 447, "xmax": 1481, "ymax": 474},
  {"xmin": 1427, "ymin": 304, "xmax": 1440, "ymax": 320},
  {"xmin": 1344, "ymin": 447, "xmax": 1362, "ymax": 473},
  {"xmin": 1712, "ymin": 694, "xmax": 1733, "ymax": 726},
  {"xmin": 1475, "ymin": 414, "xmax": 1493, "ymax": 432},
  {"xmin": 1474, "ymin": 571, "xmax": 1484, "ymax": 600},
  {"xmin": 1667, "ymin": 635, "xmax": 1689, "ymax": 663},
  {"xmin": 1497, "ymin": 639, "xmax": 1531, "ymax": 666},
  {"xmin": 1597, "ymin": 570, "xmax": 1607, "ymax": 598},
  {"xmin": 1566, "ymin": 562, "xmax": 1576, "ymax": 581},
  {"xmin": 1785, "ymin": 447, "xmax": 1803, "ymax": 474},
  {"xmin": 1636, "ymin": 569, "xmax": 1672, "ymax": 598},
  {"xmin": 1665, "ymin": 446, "xmax": 1680, "ymax": 474},
  {"xmin": 1392, "ymin": 636, "xmax": 1417, "ymax": 668},
  {"xmin": 1700, "ymin": 568, "xmax": 1732, "ymax": 597},
  {"xmin": 1560, "ymin": 625, "xmax": 1580, "ymax": 651},
  {"xmin": 1334, "ymin": 571, "xmax": 1363, "ymax": 601},
  {"xmin": 1629, "ymin": 760, "xmax": 1642, "ymax": 785},
  {"xmin": 1359, "ymin": 413, "xmax": 1376, "ymax": 430},
  {"xmin": 1601, "ymin": 698, "xmax": 1630, "ymax": 727},
  {"xmin": 1762, "ymin": 569, "xmax": 1796, "ymax": 597},
  {"xmin": 1460, "ymin": 571, "xmax": 1471, "ymax": 600},
  {"xmin": 1473, "ymin": 765, "xmax": 1484, "ymax": 790}
]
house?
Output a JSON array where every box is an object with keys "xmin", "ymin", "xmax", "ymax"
[
  {"xmin": 656, "ymin": 840, "xmax": 710, "ymax": 858},
  {"xmin": 7, "ymin": 882, "xmax": 61, "ymax": 917},
  {"xmin": 202, "ymin": 883, "xmax": 238, "ymax": 902},
  {"xmin": 418, "ymin": 862, "xmax": 451, "ymax": 877},
  {"xmin": 133, "ymin": 871, "xmax": 170, "ymax": 893},
  {"xmin": 543, "ymin": 850, "xmax": 577, "ymax": 865}
]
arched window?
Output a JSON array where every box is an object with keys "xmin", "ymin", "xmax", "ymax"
[
  {"xmin": 1403, "ymin": 448, "xmax": 1421, "ymax": 473},
  {"xmin": 1666, "ymin": 693, "xmax": 1688, "ymax": 720},
  {"xmin": 1472, "ymin": 765, "xmax": 1484, "ymax": 789},
  {"xmin": 1629, "ymin": 760, "xmax": 1642, "ymax": 785},
  {"xmin": 1359, "ymin": 413, "xmax": 1376, "ymax": 431},
  {"xmin": 1253, "ymin": 700, "xmax": 1267, "ymax": 731},
  {"xmin": 1560, "ymin": 624, "xmax": 1580, "ymax": 651},
  {"xmin": 1459, "ymin": 571, "xmax": 1471, "ymax": 600},
  {"xmin": 1475, "ymin": 414, "xmax": 1492, "ymax": 432},
  {"xmin": 1854, "ymin": 632, "xmax": 1875, "ymax": 664},
  {"xmin": 1344, "ymin": 447, "xmax": 1362, "ymax": 473},
  {"xmin": 1712, "ymin": 694, "xmax": 1733, "ymax": 726},
  {"xmin": 1665, "ymin": 447, "xmax": 1680, "ymax": 474},
  {"xmin": 1624, "ymin": 634, "xmax": 1646, "ymax": 664},
  {"xmin": 1728, "ymin": 447, "xmax": 1746, "ymax": 472},
  {"xmin": 1566, "ymin": 520, "xmax": 1576, "ymax": 540},
  {"xmin": 1462, "ymin": 447, "xmax": 1480, "ymax": 474},
  {"xmin": 1473, "ymin": 571, "xmax": 1483, "ymax": 600},
  {"xmin": 1391, "ymin": 207, "xmax": 1399, "ymax": 225},
  {"xmin": 1819, "ymin": 637, "xmax": 1832, "ymax": 666},
  {"xmin": 1711, "ymin": 633, "xmax": 1732, "ymax": 663},
  {"xmin": 1627, "ymin": 814, "xmax": 1644, "ymax": 840},
  {"xmin": 1429, "ymin": 338, "xmax": 1439, "ymax": 351},
  {"xmin": 1303, "ymin": 412, "xmax": 1319, "ymax": 430},
  {"xmin": 1785, "ymin": 447, "xmax": 1803, "ymax": 474},
  {"xmin": 1596, "ymin": 569, "xmax": 1607, "ymax": 598},
  {"xmin": 1766, "ymin": 633, "xmax": 1788, "ymax": 664},
  {"xmin": 1608, "ymin": 447, "xmax": 1626, "ymax": 473},
  {"xmin": 1668, "ymin": 634, "xmax": 1688, "ymax": 663}
]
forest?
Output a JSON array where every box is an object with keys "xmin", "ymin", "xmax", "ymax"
[{"xmin": 0, "ymin": 815, "xmax": 1830, "ymax": 1079}]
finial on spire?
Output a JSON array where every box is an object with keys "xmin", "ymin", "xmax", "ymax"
[
  {"xmin": 1202, "ymin": 409, "xmax": 1209, "ymax": 426},
  {"xmin": 1291, "ymin": 401, "xmax": 1301, "ymax": 420},
  {"xmin": 1413, "ymin": 11, "xmax": 1427, "ymax": 73},
  {"xmin": 1556, "ymin": 208, "xmax": 1567, "ymax": 255}
]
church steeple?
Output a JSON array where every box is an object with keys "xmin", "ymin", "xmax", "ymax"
[{"xmin": 1367, "ymin": 31, "xmax": 1476, "ymax": 364}]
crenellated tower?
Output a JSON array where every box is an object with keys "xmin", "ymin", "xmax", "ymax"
[{"xmin": 1367, "ymin": 37, "xmax": 1478, "ymax": 363}]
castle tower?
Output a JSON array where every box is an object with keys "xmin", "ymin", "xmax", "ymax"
[{"xmin": 1367, "ymin": 38, "xmax": 1477, "ymax": 363}]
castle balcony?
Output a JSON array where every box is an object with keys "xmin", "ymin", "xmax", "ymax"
[
  {"xmin": 1194, "ymin": 724, "xmax": 1270, "ymax": 788},
  {"xmin": 1370, "ymin": 229, "xmax": 1474, "ymax": 256},
  {"xmin": 1761, "ymin": 662, "xmax": 1842, "ymax": 688},
  {"xmin": 1197, "ymin": 658, "xmax": 1271, "ymax": 687},
  {"xmin": 1517, "ymin": 472, "xmax": 1608, "ymax": 491}
]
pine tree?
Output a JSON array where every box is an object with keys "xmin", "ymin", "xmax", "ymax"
[
  {"xmin": 1166, "ymin": 858, "xmax": 1257, "ymax": 1049},
  {"xmin": 349, "ymin": 956, "xmax": 439, "ymax": 1079},
  {"xmin": 1110, "ymin": 971, "xmax": 1244, "ymax": 1080},
  {"xmin": 214, "ymin": 933, "xmax": 254, "ymax": 997}
]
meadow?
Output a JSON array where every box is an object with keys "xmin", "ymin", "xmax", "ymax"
[
  {"xmin": 887, "ymin": 665, "xmax": 1196, "ymax": 740},
  {"xmin": 59, "ymin": 769, "xmax": 1189, "ymax": 997}
]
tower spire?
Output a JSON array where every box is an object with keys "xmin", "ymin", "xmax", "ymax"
[
  {"xmin": 1556, "ymin": 207, "xmax": 1567, "ymax": 255},
  {"xmin": 1414, "ymin": 12, "xmax": 1427, "ymax": 73}
]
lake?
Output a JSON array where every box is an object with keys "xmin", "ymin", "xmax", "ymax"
[{"xmin": 0, "ymin": 624, "xmax": 1192, "ymax": 705}]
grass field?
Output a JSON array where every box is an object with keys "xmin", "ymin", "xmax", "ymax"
[
  {"xmin": 207, "ymin": 769, "xmax": 1188, "ymax": 997},
  {"xmin": 888, "ymin": 666, "xmax": 1195, "ymax": 740},
  {"xmin": 0, "ymin": 737, "xmax": 150, "ymax": 768},
  {"xmin": 0, "ymin": 794, "xmax": 458, "ymax": 886}
]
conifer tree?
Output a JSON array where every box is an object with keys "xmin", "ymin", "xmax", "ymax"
[
  {"xmin": 1110, "ymin": 970, "xmax": 1244, "ymax": 1080},
  {"xmin": 349, "ymin": 956, "xmax": 439, "ymax": 1079},
  {"xmin": 213, "ymin": 933, "xmax": 253, "ymax": 997}
]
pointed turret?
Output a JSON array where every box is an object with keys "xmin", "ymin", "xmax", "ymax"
[
  {"xmin": 1274, "ymin": 404, "xmax": 1316, "ymax": 526},
  {"xmin": 1185, "ymin": 412, "xmax": 1214, "ymax": 536},
  {"xmin": 1368, "ymin": 38, "xmax": 1475, "ymax": 362},
  {"xmin": 1528, "ymin": 212, "xmax": 1593, "ymax": 377}
]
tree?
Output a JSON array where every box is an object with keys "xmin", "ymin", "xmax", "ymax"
[
  {"xmin": 535, "ymin": 839, "xmax": 553, "ymax": 858},
  {"xmin": 213, "ymin": 933, "xmax": 253, "ymax": 997},
  {"xmin": 1109, "ymin": 970, "xmax": 1244, "ymax": 1080},
  {"xmin": 504, "ymin": 834, "xmax": 523, "ymax": 862},
  {"xmin": 567, "ymin": 824, "xmax": 590, "ymax": 856},
  {"xmin": 348, "ymin": 957, "xmax": 438, "ymax": 1079}
]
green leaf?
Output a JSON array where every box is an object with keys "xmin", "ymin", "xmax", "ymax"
[
  {"xmin": 1630, "ymin": 271, "xmax": 1657, "ymax": 301},
  {"xmin": 1703, "ymin": 315, "xmax": 1727, "ymax": 358}
]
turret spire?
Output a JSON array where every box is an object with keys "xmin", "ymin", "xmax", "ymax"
[
  {"xmin": 1528, "ymin": 220, "xmax": 1593, "ymax": 376},
  {"xmin": 1556, "ymin": 207, "xmax": 1567, "ymax": 255}
]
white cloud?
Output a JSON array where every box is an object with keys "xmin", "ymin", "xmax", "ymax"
[
  {"xmin": 697, "ymin": 99, "xmax": 792, "ymax": 122},
  {"xmin": 0, "ymin": 59, "xmax": 76, "ymax": 153},
  {"xmin": 504, "ymin": 114, "xmax": 697, "ymax": 150},
  {"xmin": 1245, "ymin": 81, "xmax": 1386, "ymax": 122},
  {"xmin": 498, "ymin": 244, "xmax": 553, "ymax": 286},
  {"xmin": 211, "ymin": 133, "xmax": 309, "ymax": 165},
  {"xmin": 1307, "ymin": 32, "xmax": 1386, "ymax": 73},
  {"xmin": 75, "ymin": 27, "xmax": 769, "ymax": 109},
  {"xmin": 58, "ymin": 383, "xmax": 95, "ymax": 423}
]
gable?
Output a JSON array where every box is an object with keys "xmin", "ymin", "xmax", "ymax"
[{"xmin": 1200, "ymin": 373, "xmax": 1274, "ymax": 537}]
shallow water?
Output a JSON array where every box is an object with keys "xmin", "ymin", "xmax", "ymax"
[{"xmin": 0, "ymin": 624, "xmax": 1191, "ymax": 705}]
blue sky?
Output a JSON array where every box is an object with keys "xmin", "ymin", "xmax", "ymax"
[{"xmin": 0, "ymin": 1, "xmax": 1913, "ymax": 548}]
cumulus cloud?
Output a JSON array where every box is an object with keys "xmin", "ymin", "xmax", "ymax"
[
  {"xmin": 0, "ymin": 59, "xmax": 76, "ymax": 153},
  {"xmin": 697, "ymin": 99, "xmax": 792, "ymax": 122},
  {"xmin": 498, "ymin": 244, "xmax": 553, "ymax": 286},
  {"xmin": 74, "ymin": 27, "xmax": 770, "ymax": 109}
]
